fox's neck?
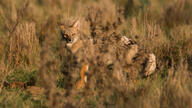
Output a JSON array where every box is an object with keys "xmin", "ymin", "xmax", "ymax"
[{"xmin": 66, "ymin": 36, "xmax": 83, "ymax": 54}]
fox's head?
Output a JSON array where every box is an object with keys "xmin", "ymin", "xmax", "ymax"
[{"xmin": 59, "ymin": 20, "xmax": 80, "ymax": 44}]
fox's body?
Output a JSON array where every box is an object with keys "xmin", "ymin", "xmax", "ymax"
[{"xmin": 59, "ymin": 20, "xmax": 156, "ymax": 89}]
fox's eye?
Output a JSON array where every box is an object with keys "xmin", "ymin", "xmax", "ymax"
[
  {"xmin": 71, "ymin": 33, "xmax": 76, "ymax": 36},
  {"xmin": 62, "ymin": 33, "xmax": 69, "ymax": 38},
  {"xmin": 61, "ymin": 32, "xmax": 66, "ymax": 37},
  {"xmin": 64, "ymin": 34, "xmax": 68, "ymax": 37},
  {"xmin": 61, "ymin": 33, "xmax": 71, "ymax": 42}
]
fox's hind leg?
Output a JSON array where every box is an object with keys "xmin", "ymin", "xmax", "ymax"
[{"xmin": 77, "ymin": 64, "xmax": 89, "ymax": 89}]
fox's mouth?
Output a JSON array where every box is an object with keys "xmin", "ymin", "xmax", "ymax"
[
  {"xmin": 64, "ymin": 37, "xmax": 72, "ymax": 43},
  {"xmin": 61, "ymin": 33, "xmax": 72, "ymax": 43}
]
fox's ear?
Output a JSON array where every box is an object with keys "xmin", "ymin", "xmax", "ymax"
[
  {"xmin": 57, "ymin": 22, "xmax": 65, "ymax": 29},
  {"xmin": 59, "ymin": 25, "xmax": 66, "ymax": 30},
  {"xmin": 73, "ymin": 20, "xmax": 80, "ymax": 30}
]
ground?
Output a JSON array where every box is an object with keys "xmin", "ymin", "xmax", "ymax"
[{"xmin": 0, "ymin": 0, "xmax": 192, "ymax": 108}]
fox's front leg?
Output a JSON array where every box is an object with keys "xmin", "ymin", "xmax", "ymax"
[{"xmin": 77, "ymin": 64, "xmax": 89, "ymax": 89}]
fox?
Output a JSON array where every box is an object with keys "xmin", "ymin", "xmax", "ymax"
[
  {"xmin": 59, "ymin": 20, "xmax": 156, "ymax": 88},
  {"xmin": 59, "ymin": 20, "xmax": 83, "ymax": 54},
  {"xmin": 59, "ymin": 20, "xmax": 93, "ymax": 89}
]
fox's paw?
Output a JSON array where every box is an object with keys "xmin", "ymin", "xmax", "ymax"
[{"xmin": 77, "ymin": 79, "xmax": 85, "ymax": 89}]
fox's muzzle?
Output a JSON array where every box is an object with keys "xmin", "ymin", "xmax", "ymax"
[{"xmin": 61, "ymin": 32, "xmax": 72, "ymax": 43}]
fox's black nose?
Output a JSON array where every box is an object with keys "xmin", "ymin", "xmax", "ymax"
[
  {"xmin": 61, "ymin": 32, "xmax": 72, "ymax": 42},
  {"xmin": 65, "ymin": 38, "xmax": 72, "ymax": 42},
  {"xmin": 63, "ymin": 36, "xmax": 71, "ymax": 43}
]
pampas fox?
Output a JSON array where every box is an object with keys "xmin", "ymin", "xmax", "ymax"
[
  {"xmin": 59, "ymin": 20, "xmax": 156, "ymax": 88},
  {"xmin": 59, "ymin": 20, "xmax": 83, "ymax": 54},
  {"xmin": 59, "ymin": 20, "xmax": 93, "ymax": 89}
]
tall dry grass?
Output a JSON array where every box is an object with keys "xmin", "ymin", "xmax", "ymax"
[
  {"xmin": 0, "ymin": 0, "xmax": 192, "ymax": 108},
  {"xmin": 8, "ymin": 22, "xmax": 39, "ymax": 67}
]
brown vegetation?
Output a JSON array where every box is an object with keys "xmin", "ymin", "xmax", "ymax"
[{"xmin": 0, "ymin": 0, "xmax": 192, "ymax": 108}]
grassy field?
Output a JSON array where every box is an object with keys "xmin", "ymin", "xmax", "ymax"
[{"xmin": 0, "ymin": 0, "xmax": 192, "ymax": 107}]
